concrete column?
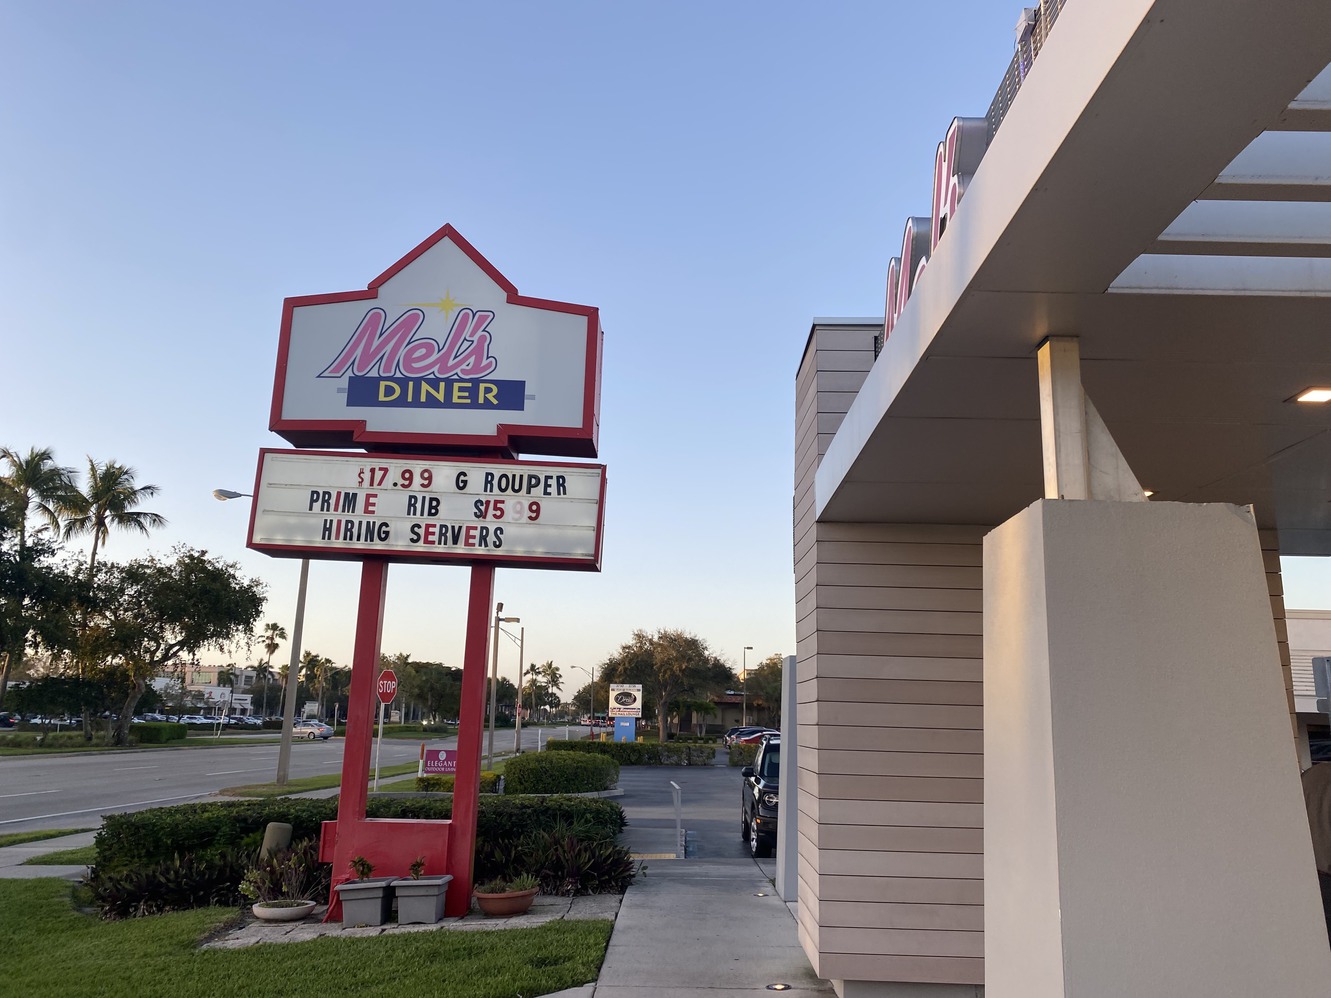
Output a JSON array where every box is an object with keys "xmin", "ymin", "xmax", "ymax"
[{"xmin": 983, "ymin": 499, "xmax": 1331, "ymax": 998}]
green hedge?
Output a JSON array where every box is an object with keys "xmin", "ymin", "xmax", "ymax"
[
  {"xmin": 415, "ymin": 771, "xmax": 501, "ymax": 793},
  {"xmin": 728, "ymin": 744, "xmax": 759, "ymax": 767},
  {"xmin": 545, "ymin": 739, "xmax": 715, "ymax": 766},
  {"xmin": 92, "ymin": 793, "xmax": 626, "ymax": 875},
  {"xmin": 503, "ymin": 751, "xmax": 619, "ymax": 794},
  {"xmin": 133, "ymin": 722, "xmax": 187, "ymax": 744}
]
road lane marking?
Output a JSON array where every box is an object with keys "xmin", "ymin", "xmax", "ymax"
[
  {"xmin": 205, "ymin": 769, "xmax": 258, "ymax": 776},
  {"xmin": 116, "ymin": 766, "xmax": 157, "ymax": 771},
  {"xmin": 0, "ymin": 793, "xmax": 210, "ymax": 825},
  {"xmin": 0, "ymin": 790, "xmax": 58, "ymax": 799}
]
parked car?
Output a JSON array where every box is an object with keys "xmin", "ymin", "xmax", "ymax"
[
  {"xmin": 740, "ymin": 734, "xmax": 780, "ymax": 858},
  {"xmin": 724, "ymin": 726, "xmax": 766, "ymax": 746},
  {"xmin": 293, "ymin": 719, "xmax": 334, "ymax": 740},
  {"xmin": 734, "ymin": 728, "xmax": 779, "ymax": 745},
  {"xmin": 0, "ymin": 712, "xmax": 18, "ymax": 729}
]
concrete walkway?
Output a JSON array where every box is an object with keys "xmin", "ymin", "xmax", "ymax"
[{"xmin": 2, "ymin": 757, "xmax": 831, "ymax": 998}]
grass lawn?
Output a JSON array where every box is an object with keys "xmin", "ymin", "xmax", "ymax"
[
  {"xmin": 24, "ymin": 844, "xmax": 96, "ymax": 865},
  {"xmin": 2, "ymin": 878, "xmax": 612, "ymax": 998},
  {"xmin": 0, "ymin": 828, "xmax": 92, "ymax": 848}
]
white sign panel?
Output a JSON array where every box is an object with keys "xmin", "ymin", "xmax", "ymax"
[
  {"xmin": 609, "ymin": 684, "xmax": 643, "ymax": 718},
  {"xmin": 271, "ymin": 224, "xmax": 602, "ymax": 458},
  {"xmin": 247, "ymin": 449, "xmax": 605, "ymax": 571}
]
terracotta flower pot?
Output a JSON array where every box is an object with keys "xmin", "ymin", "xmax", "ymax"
[{"xmin": 473, "ymin": 886, "xmax": 539, "ymax": 917}]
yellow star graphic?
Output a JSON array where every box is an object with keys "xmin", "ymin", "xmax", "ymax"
[{"xmin": 405, "ymin": 290, "xmax": 463, "ymax": 318}]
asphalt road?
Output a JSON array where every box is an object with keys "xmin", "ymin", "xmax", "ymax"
[{"xmin": 0, "ymin": 722, "xmax": 582, "ymax": 834}]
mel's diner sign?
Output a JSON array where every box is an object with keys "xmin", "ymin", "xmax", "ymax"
[{"xmin": 270, "ymin": 224, "xmax": 602, "ymax": 459}]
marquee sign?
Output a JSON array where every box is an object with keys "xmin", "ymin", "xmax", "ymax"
[
  {"xmin": 270, "ymin": 224, "xmax": 603, "ymax": 458},
  {"xmin": 246, "ymin": 448, "xmax": 606, "ymax": 570}
]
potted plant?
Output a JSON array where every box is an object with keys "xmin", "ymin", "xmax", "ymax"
[
  {"xmin": 333, "ymin": 856, "xmax": 395, "ymax": 926},
  {"xmin": 240, "ymin": 839, "xmax": 327, "ymax": 922},
  {"xmin": 473, "ymin": 873, "xmax": 541, "ymax": 917},
  {"xmin": 391, "ymin": 855, "xmax": 453, "ymax": 925}
]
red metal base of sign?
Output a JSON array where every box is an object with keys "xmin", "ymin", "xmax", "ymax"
[{"xmin": 319, "ymin": 559, "xmax": 494, "ymax": 921}]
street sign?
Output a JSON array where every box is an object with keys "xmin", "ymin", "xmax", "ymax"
[{"xmin": 377, "ymin": 670, "xmax": 398, "ymax": 704}]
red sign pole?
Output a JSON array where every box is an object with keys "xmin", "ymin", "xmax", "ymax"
[
  {"xmin": 445, "ymin": 563, "xmax": 495, "ymax": 916},
  {"xmin": 324, "ymin": 559, "xmax": 389, "ymax": 918}
]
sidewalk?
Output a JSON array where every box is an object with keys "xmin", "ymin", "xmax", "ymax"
[{"xmin": 2, "ymin": 758, "xmax": 832, "ymax": 997}]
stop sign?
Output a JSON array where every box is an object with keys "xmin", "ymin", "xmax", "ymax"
[{"xmin": 376, "ymin": 669, "xmax": 398, "ymax": 704}]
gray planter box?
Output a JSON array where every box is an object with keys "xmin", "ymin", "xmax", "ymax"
[
  {"xmin": 334, "ymin": 877, "xmax": 394, "ymax": 926},
  {"xmin": 391, "ymin": 875, "xmax": 453, "ymax": 924}
]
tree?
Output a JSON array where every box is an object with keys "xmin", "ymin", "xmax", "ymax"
[
  {"xmin": 95, "ymin": 547, "xmax": 265, "ymax": 744},
  {"xmin": 743, "ymin": 654, "xmax": 785, "ymax": 727},
  {"xmin": 299, "ymin": 651, "xmax": 332, "ymax": 718},
  {"xmin": 0, "ymin": 446, "xmax": 75, "ymax": 552},
  {"xmin": 600, "ymin": 629, "xmax": 735, "ymax": 741},
  {"xmin": 0, "ymin": 448, "xmax": 78, "ymax": 705},
  {"xmin": 399, "ymin": 660, "xmax": 462, "ymax": 722},
  {"xmin": 258, "ymin": 622, "xmax": 287, "ymax": 718},
  {"xmin": 61, "ymin": 458, "xmax": 166, "ymax": 578},
  {"xmin": 0, "ymin": 509, "xmax": 82, "ymax": 709},
  {"xmin": 252, "ymin": 659, "xmax": 274, "ymax": 716}
]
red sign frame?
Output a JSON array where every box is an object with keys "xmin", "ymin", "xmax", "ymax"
[{"xmin": 269, "ymin": 223, "xmax": 603, "ymax": 458}]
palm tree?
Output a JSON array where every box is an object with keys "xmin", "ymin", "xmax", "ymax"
[
  {"xmin": 539, "ymin": 661, "xmax": 562, "ymax": 723},
  {"xmin": 0, "ymin": 447, "xmax": 75, "ymax": 707},
  {"xmin": 252, "ymin": 659, "xmax": 273, "ymax": 716},
  {"xmin": 300, "ymin": 651, "xmax": 330, "ymax": 718},
  {"xmin": 62, "ymin": 458, "xmax": 165, "ymax": 577},
  {"xmin": 0, "ymin": 446, "xmax": 75, "ymax": 551},
  {"xmin": 259, "ymin": 623, "xmax": 286, "ymax": 717}
]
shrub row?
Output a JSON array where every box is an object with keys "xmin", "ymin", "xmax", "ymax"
[
  {"xmin": 414, "ymin": 771, "xmax": 501, "ymax": 793},
  {"xmin": 545, "ymin": 739, "xmax": 715, "ymax": 766},
  {"xmin": 92, "ymin": 793, "xmax": 627, "ymax": 875},
  {"xmin": 503, "ymin": 750, "xmax": 619, "ymax": 794}
]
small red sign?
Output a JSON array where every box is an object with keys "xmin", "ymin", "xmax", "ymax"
[{"xmin": 377, "ymin": 670, "xmax": 398, "ymax": 704}]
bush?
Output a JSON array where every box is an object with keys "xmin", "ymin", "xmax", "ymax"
[
  {"xmin": 728, "ymin": 744, "xmax": 759, "ymax": 767},
  {"xmin": 414, "ymin": 771, "xmax": 501, "ymax": 793},
  {"xmin": 134, "ymin": 722, "xmax": 187, "ymax": 744},
  {"xmin": 503, "ymin": 751, "xmax": 619, "ymax": 794},
  {"xmin": 475, "ymin": 816, "xmax": 636, "ymax": 895},
  {"xmin": 545, "ymin": 740, "xmax": 715, "ymax": 766},
  {"xmin": 85, "ymin": 849, "xmax": 247, "ymax": 919},
  {"xmin": 93, "ymin": 794, "xmax": 626, "ymax": 876},
  {"xmin": 238, "ymin": 838, "xmax": 330, "ymax": 905},
  {"xmin": 669, "ymin": 735, "xmax": 719, "ymax": 744}
]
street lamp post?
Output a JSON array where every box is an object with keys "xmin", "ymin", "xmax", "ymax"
[
  {"xmin": 214, "ymin": 488, "xmax": 307, "ymax": 786},
  {"xmin": 742, "ymin": 645, "xmax": 753, "ymax": 727},
  {"xmin": 572, "ymin": 664, "xmax": 597, "ymax": 735},
  {"xmin": 512, "ymin": 626, "xmax": 525, "ymax": 756},
  {"xmin": 486, "ymin": 603, "xmax": 520, "ymax": 771}
]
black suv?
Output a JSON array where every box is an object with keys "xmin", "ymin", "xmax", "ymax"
[{"xmin": 740, "ymin": 734, "xmax": 780, "ymax": 858}]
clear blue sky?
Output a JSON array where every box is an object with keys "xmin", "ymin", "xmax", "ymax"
[{"xmin": 5, "ymin": 2, "xmax": 1326, "ymax": 691}]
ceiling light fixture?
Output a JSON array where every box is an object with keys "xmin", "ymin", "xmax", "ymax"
[{"xmin": 1294, "ymin": 388, "xmax": 1331, "ymax": 403}]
